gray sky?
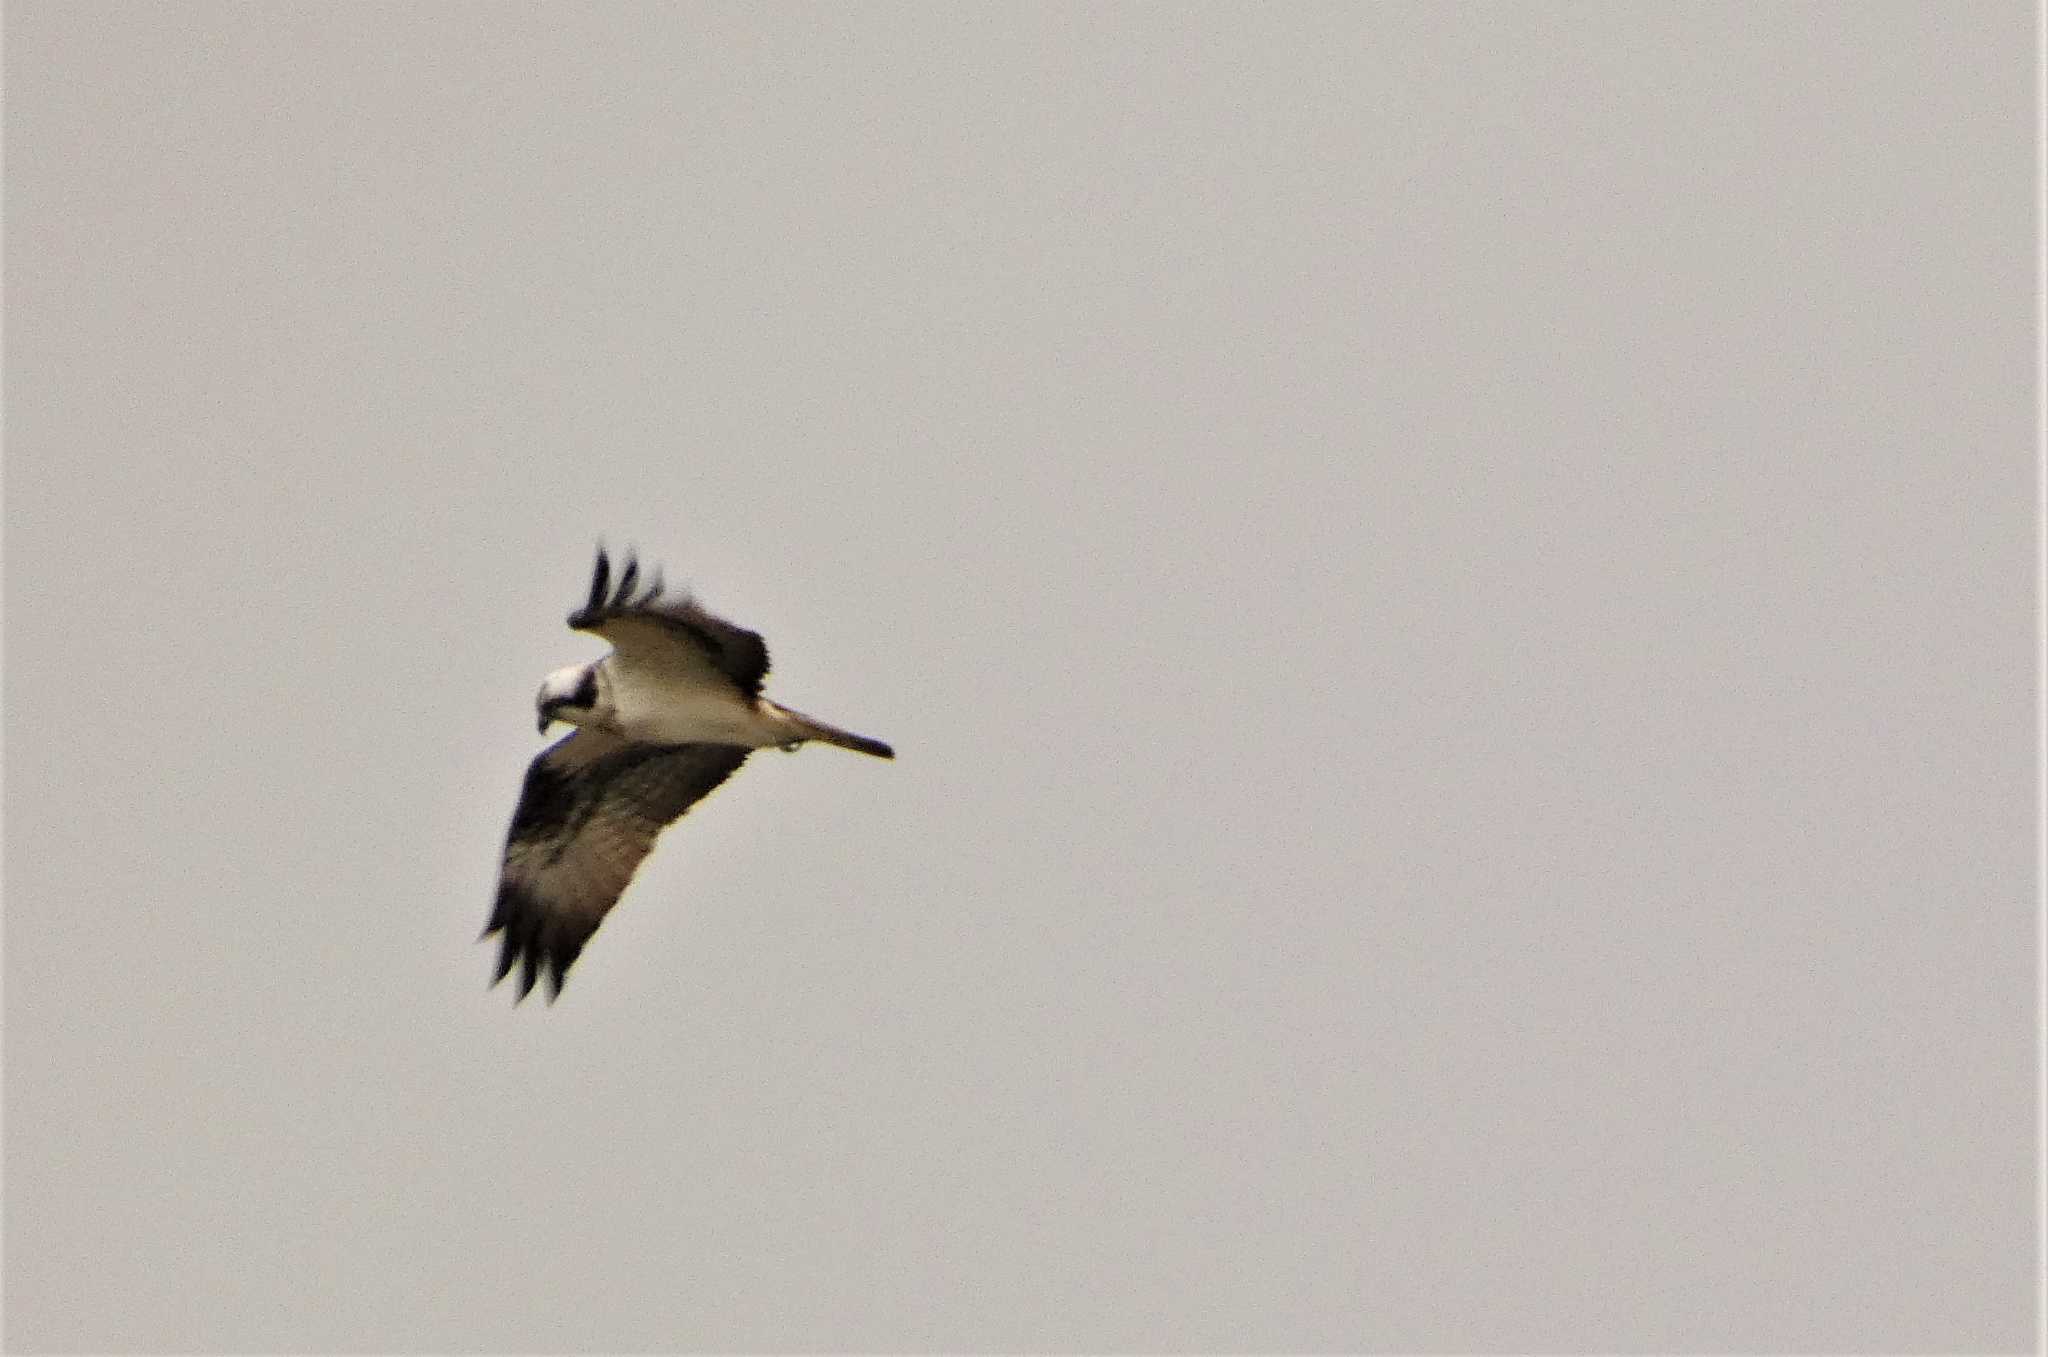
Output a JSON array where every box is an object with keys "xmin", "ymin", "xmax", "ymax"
[{"xmin": 4, "ymin": 4, "xmax": 2036, "ymax": 1352}]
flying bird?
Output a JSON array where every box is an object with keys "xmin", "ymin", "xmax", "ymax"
[{"xmin": 483, "ymin": 547, "xmax": 893, "ymax": 1002}]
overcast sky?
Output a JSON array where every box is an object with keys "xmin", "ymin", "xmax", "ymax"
[{"xmin": 5, "ymin": 4, "xmax": 2036, "ymax": 1352}]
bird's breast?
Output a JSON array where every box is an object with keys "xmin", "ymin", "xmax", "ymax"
[{"xmin": 611, "ymin": 670, "xmax": 786, "ymax": 748}]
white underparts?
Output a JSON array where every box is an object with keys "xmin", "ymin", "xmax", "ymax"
[{"xmin": 604, "ymin": 661, "xmax": 803, "ymax": 749}]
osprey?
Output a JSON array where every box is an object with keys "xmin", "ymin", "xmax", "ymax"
[{"xmin": 483, "ymin": 547, "xmax": 893, "ymax": 1002}]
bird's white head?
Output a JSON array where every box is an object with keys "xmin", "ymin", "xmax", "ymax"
[{"xmin": 536, "ymin": 662, "xmax": 611, "ymax": 735}]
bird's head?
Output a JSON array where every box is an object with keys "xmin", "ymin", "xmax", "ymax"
[{"xmin": 536, "ymin": 662, "xmax": 609, "ymax": 735}]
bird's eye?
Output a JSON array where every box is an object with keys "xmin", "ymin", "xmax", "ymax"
[{"xmin": 576, "ymin": 674, "xmax": 598, "ymax": 707}]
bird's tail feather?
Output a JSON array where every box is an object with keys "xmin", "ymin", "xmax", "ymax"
[{"xmin": 769, "ymin": 703, "xmax": 895, "ymax": 759}]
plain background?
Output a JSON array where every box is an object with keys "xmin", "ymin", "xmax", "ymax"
[{"xmin": 4, "ymin": 3, "xmax": 2037, "ymax": 1352}]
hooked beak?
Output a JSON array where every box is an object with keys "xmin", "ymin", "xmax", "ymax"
[{"xmin": 538, "ymin": 700, "xmax": 564, "ymax": 735}]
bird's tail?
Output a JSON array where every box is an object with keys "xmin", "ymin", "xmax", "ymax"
[{"xmin": 766, "ymin": 702, "xmax": 895, "ymax": 759}]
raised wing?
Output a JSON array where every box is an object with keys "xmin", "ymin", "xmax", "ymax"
[
  {"xmin": 567, "ymin": 547, "xmax": 770, "ymax": 696},
  {"xmin": 483, "ymin": 730, "xmax": 751, "ymax": 1002}
]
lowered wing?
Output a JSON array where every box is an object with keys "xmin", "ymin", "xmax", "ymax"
[
  {"xmin": 568, "ymin": 547, "xmax": 770, "ymax": 696},
  {"xmin": 483, "ymin": 729, "xmax": 750, "ymax": 1002}
]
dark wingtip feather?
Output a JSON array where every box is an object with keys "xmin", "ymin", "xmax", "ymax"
[
  {"xmin": 569, "ymin": 545, "xmax": 616, "ymax": 629},
  {"xmin": 491, "ymin": 931, "xmax": 517, "ymax": 984},
  {"xmin": 572, "ymin": 545, "xmax": 670, "ymax": 630},
  {"xmin": 482, "ymin": 879, "xmax": 596, "ymax": 1006},
  {"xmin": 566, "ymin": 545, "xmax": 771, "ymax": 692}
]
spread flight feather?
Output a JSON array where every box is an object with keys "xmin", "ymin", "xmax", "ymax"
[{"xmin": 483, "ymin": 547, "xmax": 892, "ymax": 1002}]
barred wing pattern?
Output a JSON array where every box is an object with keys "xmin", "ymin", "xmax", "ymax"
[{"xmin": 484, "ymin": 730, "xmax": 750, "ymax": 1002}]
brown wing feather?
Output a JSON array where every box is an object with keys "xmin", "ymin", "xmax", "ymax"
[
  {"xmin": 566, "ymin": 547, "xmax": 771, "ymax": 695},
  {"xmin": 483, "ymin": 731, "xmax": 751, "ymax": 1002}
]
